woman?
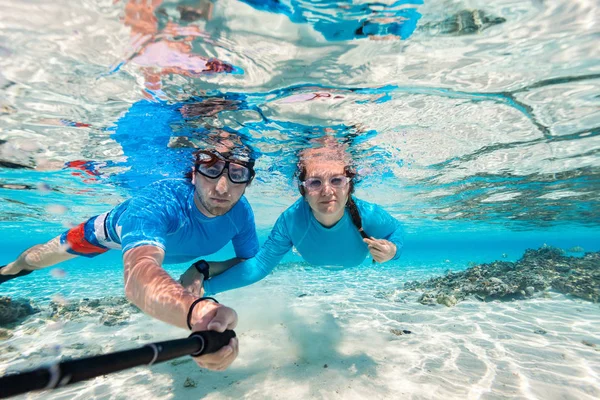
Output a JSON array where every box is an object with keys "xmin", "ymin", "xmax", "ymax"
[{"xmin": 184, "ymin": 143, "xmax": 404, "ymax": 296}]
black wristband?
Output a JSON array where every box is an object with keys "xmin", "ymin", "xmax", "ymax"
[
  {"xmin": 192, "ymin": 259, "xmax": 210, "ymax": 281},
  {"xmin": 186, "ymin": 297, "xmax": 219, "ymax": 330}
]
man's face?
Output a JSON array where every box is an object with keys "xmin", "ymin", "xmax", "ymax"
[{"xmin": 193, "ymin": 170, "xmax": 248, "ymax": 217}]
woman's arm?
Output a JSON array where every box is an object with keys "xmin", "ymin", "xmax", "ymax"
[
  {"xmin": 209, "ymin": 257, "xmax": 246, "ymax": 277},
  {"xmin": 203, "ymin": 215, "xmax": 293, "ymax": 295},
  {"xmin": 178, "ymin": 257, "xmax": 245, "ymax": 296}
]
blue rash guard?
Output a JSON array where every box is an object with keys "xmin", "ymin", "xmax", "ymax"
[
  {"xmin": 66, "ymin": 179, "xmax": 259, "ymax": 264},
  {"xmin": 204, "ymin": 197, "xmax": 403, "ymax": 294}
]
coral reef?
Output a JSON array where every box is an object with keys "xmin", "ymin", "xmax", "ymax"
[
  {"xmin": 49, "ymin": 297, "xmax": 140, "ymax": 326},
  {"xmin": 0, "ymin": 296, "xmax": 139, "ymax": 331},
  {"xmin": 0, "ymin": 296, "xmax": 39, "ymax": 326},
  {"xmin": 404, "ymin": 248, "xmax": 599, "ymax": 306}
]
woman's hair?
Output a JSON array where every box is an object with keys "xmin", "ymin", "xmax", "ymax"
[{"xmin": 297, "ymin": 157, "xmax": 368, "ymax": 239}]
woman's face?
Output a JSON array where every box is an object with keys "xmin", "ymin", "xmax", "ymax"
[{"xmin": 302, "ymin": 161, "xmax": 350, "ymax": 217}]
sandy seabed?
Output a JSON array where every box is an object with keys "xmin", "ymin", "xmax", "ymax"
[{"xmin": 1, "ymin": 277, "xmax": 599, "ymax": 400}]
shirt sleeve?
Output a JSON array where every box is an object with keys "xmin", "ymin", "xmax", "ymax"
[
  {"xmin": 230, "ymin": 198, "xmax": 260, "ymax": 259},
  {"xmin": 204, "ymin": 213, "xmax": 293, "ymax": 295},
  {"xmin": 362, "ymin": 203, "xmax": 404, "ymax": 260},
  {"xmin": 118, "ymin": 185, "xmax": 180, "ymax": 254}
]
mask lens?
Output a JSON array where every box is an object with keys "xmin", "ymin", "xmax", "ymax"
[
  {"xmin": 304, "ymin": 178, "xmax": 322, "ymax": 191},
  {"xmin": 228, "ymin": 163, "xmax": 252, "ymax": 183},
  {"xmin": 196, "ymin": 151, "xmax": 254, "ymax": 183},
  {"xmin": 198, "ymin": 160, "xmax": 226, "ymax": 178},
  {"xmin": 329, "ymin": 176, "xmax": 346, "ymax": 188}
]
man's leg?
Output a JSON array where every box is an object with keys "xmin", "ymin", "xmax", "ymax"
[
  {"xmin": 1, "ymin": 236, "xmax": 77, "ymax": 275},
  {"xmin": 1, "ymin": 213, "xmax": 112, "ymax": 282}
]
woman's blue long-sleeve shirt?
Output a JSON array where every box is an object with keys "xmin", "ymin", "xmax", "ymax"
[{"xmin": 203, "ymin": 197, "xmax": 403, "ymax": 295}]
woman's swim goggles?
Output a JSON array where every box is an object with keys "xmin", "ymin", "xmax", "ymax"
[
  {"xmin": 195, "ymin": 151, "xmax": 255, "ymax": 184},
  {"xmin": 301, "ymin": 175, "xmax": 350, "ymax": 192}
]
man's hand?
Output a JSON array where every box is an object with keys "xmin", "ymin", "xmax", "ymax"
[
  {"xmin": 363, "ymin": 237, "xmax": 397, "ymax": 263},
  {"xmin": 179, "ymin": 265, "xmax": 205, "ymax": 296},
  {"xmin": 191, "ymin": 304, "xmax": 239, "ymax": 371}
]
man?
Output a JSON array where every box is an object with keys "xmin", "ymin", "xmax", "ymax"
[{"xmin": 1, "ymin": 148, "xmax": 259, "ymax": 371}]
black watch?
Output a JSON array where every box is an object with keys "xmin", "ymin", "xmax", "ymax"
[{"xmin": 192, "ymin": 259, "xmax": 210, "ymax": 281}]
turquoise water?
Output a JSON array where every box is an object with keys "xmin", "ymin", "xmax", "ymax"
[{"xmin": 1, "ymin": 0, "xmax": 600, "ymax": 399}]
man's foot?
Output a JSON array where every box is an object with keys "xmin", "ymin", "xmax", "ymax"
[{"xmin": 0, "ymin": 264, "xmax": 33, "ymax": 284}]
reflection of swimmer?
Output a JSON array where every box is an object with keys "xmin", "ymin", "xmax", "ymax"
[
  {"xmin": 0, "ymin": 138, "xmax": 105, "ymax": 185},
  {"xmin": 0, "ymin": 139, "xmax": 68, "ymax": 171},
  {"xmin": 123, "ymin": 0, "xmax": 234, "ymax": 98},
  {"xmin": 1, "ymin": 146, "xmax": 260, "ymax": 371},
  {"xmin": 0, "ymin": 139, "xmax": 36, "ymax": 169},
  {"xmin": 108, "ymin": 96, "xmax": 251, "ymax": 189},
  {"xmin": 0, "ymin": 183, "xmax": 35, "ymax": 190},
  {"xmin": 279, "ymin": 91, "xmax": 345, "ymax": 103},
  {"xmin": 64, "ymin": 160, "xmax": 104, "ymax": 183},
  {"xmin": 419, "ymin": 10, "xmax": 506, "ymax": 36},
  {"xmin": 181, "ymin": 139, "xmax": 404, "ymax": 295},
  {"xmin": 238, "ymin": 2, "xmax": 506, "ymax": 40},
  {"xmin": 180, "ymin": 98, "xmax": 242, "ymax": 118},
  {"xmin": 238, "ymin": 0, "xmax": 422, "ymax": 41}
]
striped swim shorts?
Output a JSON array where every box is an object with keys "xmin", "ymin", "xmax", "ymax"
[{"xmin": 59, "ymin": 212, "xmax": 121, "ymax": 257}]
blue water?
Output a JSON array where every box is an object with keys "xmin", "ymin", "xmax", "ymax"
[
  {"xmin": 2, "ymin": 220, "xmax": 598, "ymax": 305},
  {"xmin": 1, "ymin": 0, "xmax": 599, "ymax": 399}
]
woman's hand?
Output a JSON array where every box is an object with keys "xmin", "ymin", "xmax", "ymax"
[
  {"xmin": 179, "ymin": 264, "xmax": 205, "ymax": 296},
  {"xmin": 363, "ymin": 237, "xmax": 397, "ymax": 263}
]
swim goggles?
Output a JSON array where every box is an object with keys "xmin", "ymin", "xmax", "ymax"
[
  {"xmin": 195, "ymin": 151, "xmax": 255, "ymax": 184},
  {"xmin": 301, "ymin": 175, "xmax": 350, "ymax": 192}
]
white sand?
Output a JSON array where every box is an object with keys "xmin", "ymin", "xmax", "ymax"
[{"xmin": 2, "ymin": 272, "xmax": 599, "ymax": 400}]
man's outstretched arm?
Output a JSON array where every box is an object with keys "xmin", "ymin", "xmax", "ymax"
[{"xmin": 123, "ymin": 245, "xmax": 238, "ymax": 371}]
